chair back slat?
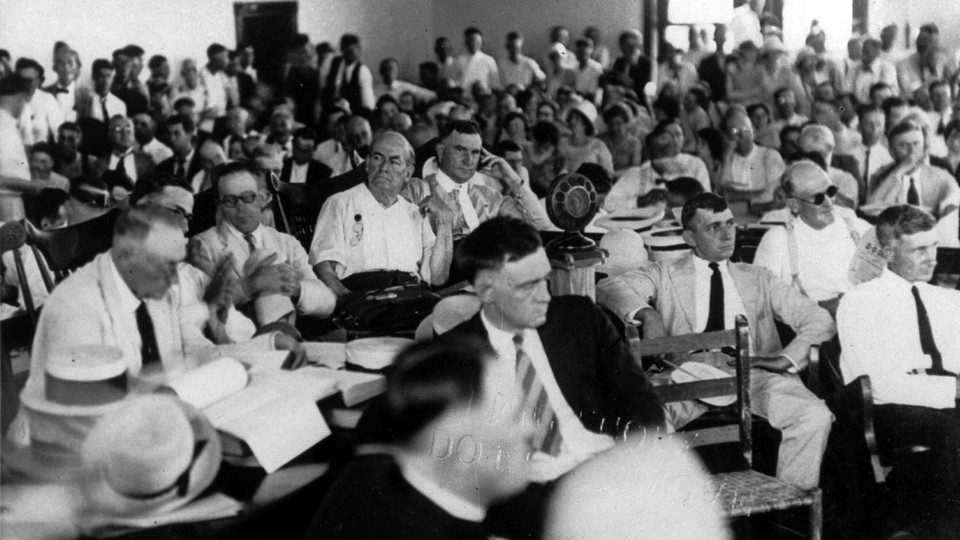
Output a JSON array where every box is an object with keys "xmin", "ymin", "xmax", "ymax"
[{"xmin": 24, "ymin": 209, "xmax": 118, "ymax": 282}]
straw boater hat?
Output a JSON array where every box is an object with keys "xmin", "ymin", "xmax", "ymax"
[
  {"xmin": 594, "ymin": 206, "xmax": 665, "ymax": 234},
  {"xmin": 76, "ymin": 394, "xmax": 221, "ymax": 528},
  {"xmin": 12, "ymin": 346, "xmax": 134, "ymax": 480},
  {"xmin": 642, "ymin": 226, "xmax": 691, "ymax": 261},
  {"xmin": 597, "ymin": 230, "xmax": 648, "ymax": 277}
]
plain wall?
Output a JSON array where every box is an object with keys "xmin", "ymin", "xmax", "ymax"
[
  {"xmin": 431, "ymin": 0, "xmax": 643, "ymax": 69},
  {"xmin": 868, "ymin": 0, "xmax": 960, "ymax": 55}
]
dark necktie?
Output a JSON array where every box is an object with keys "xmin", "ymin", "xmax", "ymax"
[
  {"xmin": 907, "ymin": 176, "xmax": 920, "ymax": 206},
  {"xmin": 136, "ymin": 302, "xmax": 162, "ymax": 368},
  {"xmin": 911, "ymin": 286, "xmax": 951, "ymax": 376},
  {"xmin": 175, "ymin": 158, "xmax": 186, "ymax": 178},
  {"xmin": 863, "ymin": 148, "xmax": 871, "ymax": 183},
  {"xmin": 704, "ymin": 262, "xmax": 725, "ymax": 332},
  {"xmin": 244, "ymin": 232, "xmax": 257, "ymax": 253},
  {"xmin": 100, "ymin": 96, "xmax": 110, "ymax": 123},
  {"xmin": 514, "ymin": 334, "xmax": 562, "ymax": 457},
  {"xmin": 115, "ymin": 152, "xmax": 127, "ymax": 177}
]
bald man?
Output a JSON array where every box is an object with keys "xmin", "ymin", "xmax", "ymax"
[{"xmin": 754, "ymin": 160, "xmax": 871, "ymax": 316}]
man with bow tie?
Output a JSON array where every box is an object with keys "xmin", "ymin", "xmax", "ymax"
[{"xmin": 95, "ymin": 115, "xmax": 153, "ymax": 185}]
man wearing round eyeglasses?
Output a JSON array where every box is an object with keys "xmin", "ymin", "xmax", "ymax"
[
  {"xmin": 598, "ymin": 192, "xmax": 835, "ymax": 490},
  {"xmin": 189, "ymin": 162, "xmax": 336, "ymax": 328},
  {"xmin": 754, "ymin": 160, "xmax": 871, "ymax": 316},
  {"xmin": 718, "ymin": 108, "xmax": 785, "ymax": 220}
]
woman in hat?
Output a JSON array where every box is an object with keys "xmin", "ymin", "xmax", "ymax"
[{"xmin": 561, "ymin": 100, "xmax": 613, "ymax": 177}]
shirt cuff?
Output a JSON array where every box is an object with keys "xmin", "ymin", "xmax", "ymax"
[{"xmin": 782, "ymin": 353, "xmax": 800, "ymax": 374}]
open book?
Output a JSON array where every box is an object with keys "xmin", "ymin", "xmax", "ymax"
[{"xmin": 164, "ymin": 357, "xmax": 337, "ymax": 473}]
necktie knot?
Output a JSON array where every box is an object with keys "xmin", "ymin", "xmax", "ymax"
[
  {"xmin": 708, "ymin": 262, "xmax": 720, "ymax": 272},
  {"xmin": 244, "ymin": 232, "xmax": 257, "ymax": 252}
]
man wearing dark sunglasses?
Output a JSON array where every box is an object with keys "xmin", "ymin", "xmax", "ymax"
[
  {"xmin": 189, "ymin": 161, "xmax": 336, "ymax": 328},
  {"xmin": 754, "ymin": 160, "xmax": 871, "ymax": 316}
]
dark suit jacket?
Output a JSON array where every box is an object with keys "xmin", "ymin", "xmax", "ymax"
[
  {"xmin": 279, "ymin": 158, "xmax": 332, "ymax": 185},
  {"xmin": 156, "ymin": 151, "xmax": 203, "ymax": 182},
  {"xmin": 305, "ymin": 454, "xmax": 489, "ymax": 540},
  {"xmin": 443, "ymin": 295, "xmax": 665, "ymax": 435},
  {"xmin": 608, "ymin": 55, "xmax": 653, "ymax": 105}
]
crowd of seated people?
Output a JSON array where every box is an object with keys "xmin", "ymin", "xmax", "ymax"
[{"xmin": 2, "ymin": 4, "xmax": 960, "ymax": 538}]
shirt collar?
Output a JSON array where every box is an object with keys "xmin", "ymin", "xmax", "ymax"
[
  {"xmin": 108, "ymin": 254, "xmax": 142, "ymax": 314},
  {"xmin": 224, "ymin": 220, "xmax": 262, "ymax": 245},
  {"xmin": 400, "ymin": 464, "xmax": 486, "ymax": 522},
  {"xmin": 435, "ymin": 168, "xmax": 472, "ymax": 193},
  {"xmin": 480, "ymin": 308, "xmax": 525, "ymax": 353},
  {"xmin": 692, "ymin": 255, "xmax": 729, "ymax": 275}
]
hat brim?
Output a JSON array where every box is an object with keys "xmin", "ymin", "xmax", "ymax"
[
  {"xmin": 595, "ymin": 209, "xmax": 665, "ymax": 232},
  {"xmin": 20, "ymin": 383, "xmax": 132, "ymax": 418},
  {"xmin": 77, "ymin": 399, "xmax": 221, "ymax": 523}
]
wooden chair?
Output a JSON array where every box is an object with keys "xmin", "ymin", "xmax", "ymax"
[
  {"xmin": 627, "ymin": 316, "xmax": 823, "ymax": 539},
  {"xmin": 807, "ymin": 341, "xmax": 931, "ymax": 486},
  {"xmin": 732, "ymin": 226, "xmax": 770, "ymax": 264},
  {"xmin": 24, "ymin": 208, "xmax": 119, "ymax": 289},
  {"xmin": 2, "ymin": 221, "xmax": 39, "ymax": 326},
  {"xmin": 270, "ymin": 179, "xmax": 326, "ymax": 251}
]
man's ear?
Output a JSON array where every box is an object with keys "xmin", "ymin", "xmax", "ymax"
[
  {"xmin": 785, "ymin": 197, "xmax": 800, "ymax": 216},
  {"xmin": 473, "ymin": 271, "xmax": 496, "ymax": 303},
  {"xmin": 259, "ymin": 190, "xmax": 273, "ymax": 206},
  {"xmin": 681, "ymin": 228, "xmax": 697, "ymax": 248}
]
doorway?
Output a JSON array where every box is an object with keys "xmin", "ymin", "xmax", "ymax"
[{"xmin": 234, "ymin": 2, "xmax": 298, "ymax": 87}]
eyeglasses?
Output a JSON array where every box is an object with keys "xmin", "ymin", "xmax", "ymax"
[
  {"xmin": 792, "ymin": 185, "xmax": 838, "ymax": 206},
  {"xmin": 218, "ymin": 191, "xmax": 259, "ymax": 208},
  {"xmin": 349, "ymin": 214, "xmax": 363, "ymax": 246}
]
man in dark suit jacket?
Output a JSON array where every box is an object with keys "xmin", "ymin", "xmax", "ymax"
[
  {"xmin": 155, "ymin": 114, "xmax": 202, "ymax": 184},
  {"xmin": 279, "ymin": 127, "xmax": 332, "ymax": 184},
  {"xmin": 306, "ymin": 340, "xmax": 531, "ymax": 540},
  {"xmin": 441, "ymin": 217, "xmax": 665, "ymax": 463},
  {"xmin": 698, "ymin": 25, "xmax": 728, "ymax": 101}
]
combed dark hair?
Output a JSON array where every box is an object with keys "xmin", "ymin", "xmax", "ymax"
[
  {"xmin": 340, "ymin": 33, "xmax": 361, "ymax": 49},
  {"xmin": 652, "ymin": 94, "xmax": 680, "ymax": 119},
  {"xmin": 464, "ymin": 26, "xmax": 482, "ymax": 38},
  {"xmin": 385, "ymin": 338, "xmax": 490, "ymax": 444},
  {"xmin": 680, "ymin": 193, "xmax": 728, "ymax": 231},
  {"xmin": 746, "ymin": 102, "xmax": 771, "ymax": 119},
  {"xmin": 455, "ymin": 216, "xmax": 542, "ymax": 283},
  {"xmin": 147, "ymin": 54, "xmax": 167, "ymax": 70},
  {"xmin": 28, "ymin": 188, "xmax": 69, "ymax": 228},
  {"xmin": 165, "ymin": 113, "xmax": 196, "ymax": 134},
  {"xmin": 212, "ymin": 160, "xmax": 260, "ymax": 193},
  {"xmin": 123, "ymin": 44, "xmax": 144, "ymax": 58},
  {"xmin": 206, "ymin": 43, "xmax": 227, "ymax": 58},
  {"xmin": 875, "ymin": 205, "xmax": 936, "ymax": 249},
  {"xmin": 880, "ymin": 96, "xmax": 908, "ymax": 117},
  {"xmin": 887, "ymin": 119, "xmax": 922, "ymax": 144},
  {"xmin": 856, "ymin": 104, "xmax": 882, "ymax": 121},
  {"xmin": 665, "ymin": 177, "xmax": 705, "ymax": 200},
  {"xmin": 944, "ymin": 119, "xmax": 960, "ymax": 142},
  {"xmin": 14, "ymin": 57, "xmax": 43, "ymax": 79},
  {"xmin": 91, "ymin": 58, "xmax": 113, "ymax": 73},
  {"xmin": 129, "ymin": 172, "xmax": 193, "ymax": 206},
  {"xmin": 531, "ymin": 120, "xmax": 560, "ymax": 147},
  {"xmin": 292, "ymin": 126, "xmax": 317, "ymax": 142},
  {"xmin": 439, "ymin": 119, "xmax": 481, "ymax": 140},
  {"xmin": 602, "ymin": 103, "xmax": 630, "ymax": 124}
]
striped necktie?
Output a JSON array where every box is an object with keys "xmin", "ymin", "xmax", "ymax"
[{"xmin": 514, "ymin": 333, "xmax": 562, "ymax": 456}]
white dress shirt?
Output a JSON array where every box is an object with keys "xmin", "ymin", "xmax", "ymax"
[
  {"xmin": 498, "ymin": 55, "xmax": 545, "ymax": 89},
  {"xmin": 839, "ymin": 269, "xmax": 960, "ymax": 409},
  {"xmin": 574, "ymin": 59, "xmax": 604, "ymax": 97},
  {"xmin": 849, "ymin": 58, "xmax": 898, "ymax": 105},
  {"xmin": 724, "ymin": 146, "xmax": 785, "ymax": 204},
  {"xmin": 309, "ymin": 183, "xmax": 435, "ymax": 280},
  {"xmin": 45, "ymin": 80, "xmax": 78, "ymax": 122},
  {"xmin": 82, "ymin": 92, "xmax": 126, "ymax": 122},
  {"xmin": 108, "ymin": 149, "xmax": 140, "ymax": 182},
  {"xmin": 289, "ymin": 161, "xmax": 308, "ymax": 184},
  {"xmin": 455, "ymin": 52, "xmax": 500, "ymax": 92},
  {"xmin": 480, "ymin": 310, "xmax": 614, "ymax": 465},
  {"xmin": 21, "ymin": 90, "xmax": 64, "ymax": 145},
  {"xmin": 373, "ymin": 80, "xmax": 437, "ymax": 104},
  {"xmin": 853, "ymin": 142, "xmax": 893, "ymax": 184},
  {"xmin": 327, "ymin": 60, "xmax": 376, "ymax": 111},
  {"xmin": 200, "ymin": 67, "xmax": 228, "ymax": 117},
  {"xmin": 753, "ymin": 210, "xmax": 870, "ymax": 302}
]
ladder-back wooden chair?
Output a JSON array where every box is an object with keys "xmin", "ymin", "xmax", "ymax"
[
  {"xmin": 627, "ymin": 316, "xmax": 823, "ymax": 539},
  {"xmin": 24, "ymin": 208, "xmax": 119, "ymax": 289}
]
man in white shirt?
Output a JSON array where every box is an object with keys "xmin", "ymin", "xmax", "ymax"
[
  {"xmin": 15, "ymin": 58, "xmax": 63, "ymax": 147},
  {"xmin": 132, "ymin": 113, "xmax": 173, "ymax": 166},
  {"xmin": 170, "ymin": 59, "xmax": 207, "ymax": 118},
  {"xmin": 77, "ymin": 59, "xmax": 126, "ymax": 123},
  {"xmin": 498, "ymin": 32, "xmax": 545, "ymax": 90},
  {"xmin": 927, "ymin": 79, "xmax": 954, "ymax": 154},
  {"xmin": 573, "ymin": 39, "xmax": 604, "ymax": 100},
  {"xmin": 0, "ymin": 74, "xmax": 32, "ymax": 221},
  {"xmin": 434, "ymin": 37, "xmax": 458, "ymax": 83},
  {"xmin": 189, "ymin": 161, "xmax": 336, "ymax": 327},
  {"xmin": 201, "ymin": 44, "xmax": 229, "ymax": 118},
  {"xmin": 754, "ymin": 161, "xmax": 871, "ymax": 316},
  {"xmin": 547, "ymin": 26, "xmax": 578, "ymax": 71},
  {"xmin": 718, "ymin": 108, "xmax": 785, "ymax": 216},
  {"xmin": 849, "ymin": 105, "xmax": 893, "ymax": 200},
  {"xmin": 455, "ymin": 27, "xmax": 500, "ymax": 93},
  {"xmin": 43, "ymin": 47, "xmax": 82, "ymax": 123},
  {"xmin": 798, "ymin": 124, "xmax": 859, "ymax": 209},
  {"xmin": 598, "ymin": 193, "xmax": 835, "ymax": 489},
  {"xmin": 313, "ymin": 109, "xmax": 355, "ymax": 177},
  {"xmin": 101, "ymin": 116, "xmax": 152, "ymax": 184},
  {"xmin": 838, "ymin": 204, "xmax": 960, "ymax": 503},
  {"xmin": 373, "ymin": 58, "xmax": 437, "ymax": 106},
  {"xmin": 849, "ymin": 37, "xmax": 898, "ymax": 106},
  {"xmin": 310, "ymin": 132, "xmax": 452, "ymax": 296},
  {"xmin": 867, "ymin": 120, "xmax": 960, "ymax": 225}
]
